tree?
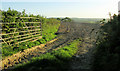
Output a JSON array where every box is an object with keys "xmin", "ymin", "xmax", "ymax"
[
  {"xmin": 61, "ymin": 17, "xmax": 72, "ymax": 22},
  {"xmin": 22, "ymin": 9, "xmax": 25, "ymax": 17},
  {"xmin": 57, "ymin": 18, "xmax": 61, "ymax": 21}
]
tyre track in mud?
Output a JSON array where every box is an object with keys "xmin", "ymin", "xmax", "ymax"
[
  {"xmin": 68, "ymin": 23, "xmax": 100, "ymax": 71},
  {"xmin": 2, "ymin": 22, "xmax": 81, "ymax": 70},
  {"xmin": 2, "ymin": 22, "xmax": 100, "ymax": 71}
]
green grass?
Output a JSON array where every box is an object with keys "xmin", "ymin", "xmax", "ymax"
[
  {"xmin": 2, "ymin": 19, "xmax": 60, "ymax": 58},
  {"xmin": 52, "ymin": 39, "xmax": 79, "ymax": 60},
  {"xmin": 12, "ymin": 38, "xmax": 82, "ymax": 71},
  {"xmin": 1, "ymin": 8, "xmax": 60, "ymax": 58}
]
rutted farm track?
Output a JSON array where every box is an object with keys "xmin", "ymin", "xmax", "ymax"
[{"xmin": 2, "ymin": 22, "xmax": 100, "ymax": 71}]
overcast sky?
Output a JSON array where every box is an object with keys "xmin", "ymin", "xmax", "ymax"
[{"xmin": 1, "ymin": 0, "xmax": 120, "ymax": 18}]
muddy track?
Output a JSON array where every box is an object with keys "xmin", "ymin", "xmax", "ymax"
[
  {"xmin": 68, "ymin": 22, "xmax": 100, "ymax": 71},
  {"xmin": 2, "ymin": 22, "xmax": 100, "ymax": 70},
  {"xmin": 2, "ymin": 22, "xmax": 80, "ymax": 70}
]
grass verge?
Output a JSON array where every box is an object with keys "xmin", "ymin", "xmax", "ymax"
[{"xmin": 10, "ymin": 38, "xmax": 82, "ymax": 71}]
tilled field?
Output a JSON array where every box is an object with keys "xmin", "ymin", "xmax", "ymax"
[
  {"xmin": 2, "ymin": 22, "xmax": 100, "ymax": 71},
  {"xmin": 68, "ymin": 22, "xmax": 100, "ymax": 71}
]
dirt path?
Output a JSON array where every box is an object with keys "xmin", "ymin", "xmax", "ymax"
[
  {"xmin": 68, "ymin": 23, "xmax": 100, "ymax": 71},
  {"xmin": 2, "ymin": 22, "xmax": 100, "ymax": 70},
  {"xmin": 2, "ymin": 22, "xmax": 82, "ymax": 70}
]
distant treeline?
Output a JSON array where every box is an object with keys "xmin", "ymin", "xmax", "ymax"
[{"xmin": 56, "ymin": 17, "xmax": 72, "ymax": 22}]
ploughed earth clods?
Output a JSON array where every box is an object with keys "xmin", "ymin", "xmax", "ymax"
[
  {"xmin": 2, "ymin": 22, "xmax": 100, "ymax": 71},
  {"xmin": 68, "ymin": 23, "xmax": 100, "ymax": 71}
]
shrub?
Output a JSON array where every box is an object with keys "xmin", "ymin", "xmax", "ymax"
[
  {"xmin": 92, "ymin": 15, "xmax": 120, "ymax": 71},
  {"xmin": 1, "ymin": 8, "xmax": 60, "ymax": 58}
]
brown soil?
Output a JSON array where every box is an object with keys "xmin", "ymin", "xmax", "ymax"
[{"xmin": 2, "ymin": 22, "xmax": 100, "ymax": 71}]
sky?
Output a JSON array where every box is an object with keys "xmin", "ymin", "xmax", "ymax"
[
  {"xmin": 1, "ymin": 0, "xmax": 120, "ymax": 18},
  {"xmin": 118, "ymin": 1, "xmax": 120, "ymax": 14}
]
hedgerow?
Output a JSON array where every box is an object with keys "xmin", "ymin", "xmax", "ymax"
[
  {"xmin": 1, "ymin": 8, "xmax": 60, "ymax": 58},
  {"xmin": 92, "ymin": 14, "xmax": 120, "ymax": 71}
]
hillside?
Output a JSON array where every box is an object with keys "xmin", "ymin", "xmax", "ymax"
[{"xmin": 71, "ymin": 18, "xmax": 108, "ymax": 23}]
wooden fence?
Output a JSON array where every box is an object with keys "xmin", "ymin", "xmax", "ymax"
[{"xmin": 0, "ymin": 17, "xmax": 42, "ymax": 47}]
